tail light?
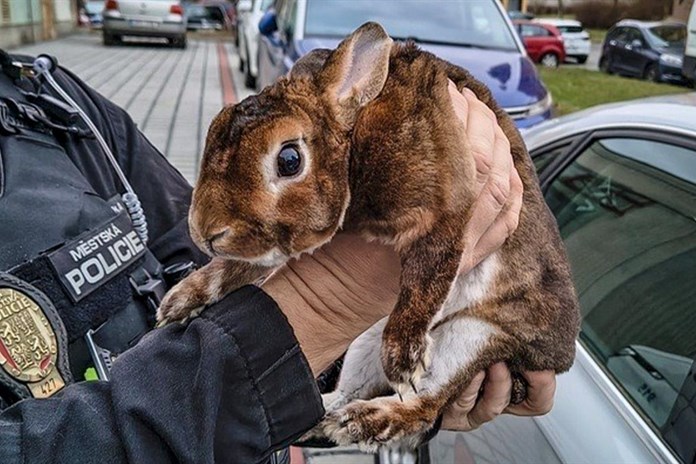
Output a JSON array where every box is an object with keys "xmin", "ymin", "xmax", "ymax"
[
  {"xmin": 105, "ymin": 0, "xmax": 118, "ymax": 11},
  {"xmin": 170, "ymin": 4, "xmax": 183, "ymax": 15}
]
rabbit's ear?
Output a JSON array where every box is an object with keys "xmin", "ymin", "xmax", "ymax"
[
  {"xmin": 291, "ymin": 49, "xmax": 332, "ymax": 79},
  {"xmin": 319, "ymin": 22, "xmax": 392, "ymax": 125}
]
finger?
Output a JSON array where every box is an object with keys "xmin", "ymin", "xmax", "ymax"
[
  {"xmin": 447, "ymin": 80, "xmax": 470, "ymax": 130},
  {"xmin": 468, "ymin": 363, "xmax": 512, "ymax": 429},
  {"xmin": 463, "ymin": 92, "xmax": 497, "ymax": 190},
  {"xmin": 505, "ymin": 370, "xmax": 556, "ymax": 416},
  {"xmin": 441, "ymin": 370, "xmax": 486, "ymax": 431},
  {"xmin": 460, "ymin": 167, "xmax": 522, "ymax": 271},
  {"xmin": 463, "ymin": 128, "xmax": 513, "ymax": 243}
]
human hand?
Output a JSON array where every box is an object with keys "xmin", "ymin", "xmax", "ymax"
[
  {"xmin": 263, "ymin": 85, "xmax": 523, "ymax": 375},
  {"xmin": 441, "ymin": 363, "xmax": 556, "ymax": 431},
  {"xmin": 447, "ymin": 81, "xmax": 523, "ymax": 272}
]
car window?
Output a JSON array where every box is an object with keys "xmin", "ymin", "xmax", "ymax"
[
  {"xmin": 520, "ymin": 24, "xmax": 549, "ymax": 38},
  {"xmin": 611, "ymin": 27, "xmax": 629, "ymax": 43},
  {"xmin": 260, "ymin": 0, "xmax": 274, "ymax": 10},
  {"xmin": 625, "ymin": 28, "xmax": 645, "ymax": 46},
  {"xmin": 544, "ymin": 136, "xmax": 696, "ymax": 460},
  {"xmin": 557, "ymin": 25, "xmax": 584, "ymax": 34},
  {"xmin": 275, "ymin": 0, "xmax": 296, "ymax": 38},
  {"xmin": 532, "ymin": 142, "xmax": 573, "ymax": 173},
  {"xmin": 304, "ymin": 0, "xmax": 519, "ymax": 52}
]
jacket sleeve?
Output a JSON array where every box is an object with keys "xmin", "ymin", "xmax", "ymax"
[{"xmin": 0, "ymin": 286, "xmax": 324, "ymax": 464}]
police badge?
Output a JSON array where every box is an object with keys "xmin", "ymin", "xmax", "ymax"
[{"xmin": 0, "ymin": 273, "xmax": 70, "ymax": 399}]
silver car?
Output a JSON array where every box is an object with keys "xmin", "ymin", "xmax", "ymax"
[
  {"xmin": 427, "ymin": 94, "xmax": 696, "ymax": 464},
  {"xmin": 102, "ymin": 0, "xmax": 187, "ymax": 48}
]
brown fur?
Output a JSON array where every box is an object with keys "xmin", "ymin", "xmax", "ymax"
[{"xmin": 157, "ymin": 22, "xmax": 580, "ymax": 448}]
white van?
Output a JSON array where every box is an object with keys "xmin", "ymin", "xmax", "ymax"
[{"xmin": 685, "ymin": 4, "xmax": 696, "ymax": 84}]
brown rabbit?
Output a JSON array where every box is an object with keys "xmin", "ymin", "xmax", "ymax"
[{"xmin": 157, "ymin": 22, "xmax": 580, "ymax": 450}]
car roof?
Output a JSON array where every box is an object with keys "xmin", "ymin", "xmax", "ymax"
[
  {"xmin": 615, "ymin": 19, "xmax": 686, "ymax": 29},
  {"xmin": 522, "ymin": 93, "xmax": 696, "ymax": 149},
  {"xmin": 534, "ymin": 18, "xmax": 582, "ymax": 27},
  {"xmin": 514, "ymin": 19, "xmax": 558, "ymax": 30}
]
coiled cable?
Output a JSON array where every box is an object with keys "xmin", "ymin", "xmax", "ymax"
[{"xmin": 33, "ymin": 55, "xmax": 149, "ymax": 245}]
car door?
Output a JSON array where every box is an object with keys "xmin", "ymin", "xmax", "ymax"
[
  {"xmin": 613, "ymin": 27, "xmax": 647, "ymax": 76},
  {"xmin": 518, "ymin": 24, "xmax": 548, "ymax": 62},
  {"xmin": 605, "ymin": 27, "xmax": 629, "ymax": 71},
  {"xmin": 428, "ymin": 131, "xmax": 696, "ymax": 463},
  {"xmin": 258, "ymin": 0, "xmax": 297, "ymax": 89}
]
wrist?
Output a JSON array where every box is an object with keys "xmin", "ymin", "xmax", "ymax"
[{"xmin": 262, "ymin": 258, "xmax": 372, "ymax": 375}]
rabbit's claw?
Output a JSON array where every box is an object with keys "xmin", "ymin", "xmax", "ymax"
[
  {"xmin": 320, "ymin": 398, "xmax": 428, "ymax": 452},
  {"xmin": 156, "ymin": 280, "xmax": 206, "ymax": 327},
  {"xmin": 381, "ymin": 327, "xmax": 431, "ymax": 396}
]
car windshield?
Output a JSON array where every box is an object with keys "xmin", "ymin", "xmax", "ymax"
[
  {"xmin": 186, "ymin": 5, "xmax": 208, "ymax": 17},
  {"xmin": 85, "ymin": 1, "xmax": 104, "ymax": 14},
  {"xmin": 304, "ymin": 0, "xmax": 519, "ymax": 52},
  {"xmin": 645, "ymin": 25, "xmax": 686, "ymax": 48}
]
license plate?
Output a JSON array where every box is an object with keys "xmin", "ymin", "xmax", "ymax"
[{"xmin": 129, "ymin": 20, "xmax": 158, "ymax": 28}]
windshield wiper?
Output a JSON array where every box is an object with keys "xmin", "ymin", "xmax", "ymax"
[{"xmin": 389, "ymin": 36, "xmax": 514, "ymax": 51}]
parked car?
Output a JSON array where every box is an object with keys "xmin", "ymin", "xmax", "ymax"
[
  {"xmin": 79, "ymin": 1, "xmax": 104, "ymax": 29},
  {"xmin": 427, "ymin": 93, "xmax": 696, "ymax": 464},
  {"xmin": 184, "ymin": 3, "xmax": 230, "ymax": 32},
  {"xmin": 514, "ymin": 20, "xmax": 566, "ymax": 67},
  {"xmin": 257, "ymin": 0, "xmax": 553, "ymax": 129},
  {"xmin": 684, "ymin": 5, "xmax": 696, "ymax": 86},
  {"xmin": 237, "ymin": 0, "xmax": 274, "ymax": 88},
  {"xmin": 600, "ymin": 20, "xmax": 688, "ymax": 84},
  {"xmin": 102, "ymin": 0, "xmax": 188, "ymax": 48},
  {"xmin": 535, "ymin": 18, "xmax": 590, "ymax": 63},
  {"xmin": 508, "ymin": 10, "xmax": 535, "ymax": 21}
]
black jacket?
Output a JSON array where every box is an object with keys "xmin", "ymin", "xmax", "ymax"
[{"xmin": 0, "ymin": 58, "xmax": 323, "ymax": 463}]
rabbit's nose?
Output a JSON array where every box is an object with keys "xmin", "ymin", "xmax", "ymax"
[{"xmin": 206, "ymin": 227, "xmax": 230, "ymax": 254}]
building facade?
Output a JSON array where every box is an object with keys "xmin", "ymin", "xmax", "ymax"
[
  {"xmin": 0, "ymin": 0, "xmax": 76, "ymax": 50},
  {"xmin": 500, "ymin": 0, "xmax": 530, "ymax": 12},
  {"xmin": 672, "ymin": 0, "xmax": 694, "ymax": 21}
]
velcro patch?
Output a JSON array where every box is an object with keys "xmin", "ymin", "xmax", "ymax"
[{"xmin": 48, "ymin": 207, "xmax": 146, "ymax": 302}]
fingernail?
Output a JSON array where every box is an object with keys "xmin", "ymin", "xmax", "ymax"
[{"xmin": 463, "ymin": 88, "xmax": 476, "ymax": 97}]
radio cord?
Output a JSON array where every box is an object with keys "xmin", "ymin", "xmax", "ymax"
[{"xmin": 32, "ymin": 55, "xmax": 149, "ymax": 245}]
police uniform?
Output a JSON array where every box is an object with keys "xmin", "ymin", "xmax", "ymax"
[{"xmin": 0, "ymin": 51, "xmax": 322, "ymax": 464}]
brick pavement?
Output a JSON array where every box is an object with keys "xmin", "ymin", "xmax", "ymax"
[{"xmin": 14, "ymin": 33, "xmax": 242, "ymax": 185}]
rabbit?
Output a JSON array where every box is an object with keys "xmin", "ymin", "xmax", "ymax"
[{"xmin": 156, "ymin": 22, "xmax": 580, "ymax": 451}]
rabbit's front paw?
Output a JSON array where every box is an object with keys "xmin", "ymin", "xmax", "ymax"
[
  {"xmin": 156, "ymin": 280, "xmax": 206, "ymax": 327},
  {"xmin": 322, "ymin": 398, "xmax": 430, "ymax": 452},
  {"xmin": 381, "ymin": 325, "xmax": 432, "ymax": 396}
]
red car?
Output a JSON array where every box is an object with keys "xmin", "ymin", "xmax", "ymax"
[{"xmin": 514, "ymin": 20, "xmax": 566, "ymax": 67}]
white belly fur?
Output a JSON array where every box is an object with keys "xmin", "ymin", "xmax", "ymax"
[{"xmin": 438, "ymin": 252, "xmax": 499, "ymax": 321}]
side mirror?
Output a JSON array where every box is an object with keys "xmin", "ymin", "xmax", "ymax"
[
  {"xmin": 237, "ymin": 0, "xmax": 252, "ymax": 13},
  {"xmin": 631, "ymin": 39, "xmax": 643, "ymax": 49},
  {"xmin": 258, "ymin": 9, "xmax": 278, "ymax": 36}
]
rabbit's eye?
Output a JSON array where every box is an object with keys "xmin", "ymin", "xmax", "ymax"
[{"xmin": 277, "ymin": 146, "xmax": 302, "ymax": 177}]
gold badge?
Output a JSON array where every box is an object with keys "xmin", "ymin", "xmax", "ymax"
[{"xmin": 0, "ymin": 288, "xmax": 65, "ymax": 398}]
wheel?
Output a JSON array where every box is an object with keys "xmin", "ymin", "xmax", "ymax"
[
  {"xmin": 244, "ymin": 45, "xmax": 256, "ymax": 88},
  {"xmin": 644, "ymin": 63, "xmax": 660, "ymax": 83},
  {"xmin": 171, "ymin": 35, "xmax": 187, "ymax": 49},
  {"xmin": 103, "ymin": 32, "xmax": 119, "ymax": 46},
  {"xmin": 540, "ymin": 52, "xmax": 559, "ymax": 68},
  {"xmin": 599, "ymin": 55, "xmax": 613, "ymax": 74},
  {"xmin": 577, "ymin": 56, "xmax": 588, "ymax": 64}
]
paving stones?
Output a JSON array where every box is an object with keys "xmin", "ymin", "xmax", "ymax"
[{"xmin": 14, "ymin": 33, "xmax": 230, "ymax": 185}]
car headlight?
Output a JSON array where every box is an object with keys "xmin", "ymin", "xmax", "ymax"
[
  {"xmin": 660, "ymin": 53, "xmax": 683, "ymax": 67},
  {"xmin": 527, "ymin": 92, "xmax": 553, "ymax": 117}
]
